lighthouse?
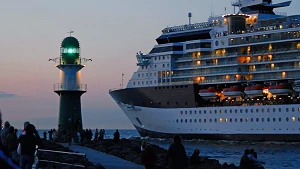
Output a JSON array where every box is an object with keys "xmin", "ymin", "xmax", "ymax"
[{"xmin": 49, "ymin": 32, "xmax": 92, "ymax": 133}]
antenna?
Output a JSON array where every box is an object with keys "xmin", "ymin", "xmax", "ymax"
[
  {"xmin": 67, "ymin": 29, "xmax": 74, "ymax": 37},
  {"xmin": 188, "ymin": 12, "xmax": 192, "ymax": 25},
  {"xmin": 238, "ymin": 0, "xmax": 241, "ymax": 13},
  {"xmin": 210, "ymin": 0, "xmax": 213, "ymax": 17}
]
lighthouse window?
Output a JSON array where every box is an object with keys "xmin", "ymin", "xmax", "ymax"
[
  {"xmin": 286, "ymin": 108, "xmax": 289, "ymax": 112},
  {"xmin": 286, "ymin": 117, "xmax": 289, "ymax": 122},
  {"xmin": 292, "ymin": 108, "xmax": 295, "ymax": 112},
  {"xmin": 273, "ymin": 118, "xmax": 276, "ymax": 122}
]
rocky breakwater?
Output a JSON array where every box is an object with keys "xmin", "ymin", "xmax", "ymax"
[
  {"xmin": 84, "ymin": 139, "xmax": 238, "ymax": 169},
  {"xmin": 37, "ymin": 140, "xmax": 103, "ymax": 169}
]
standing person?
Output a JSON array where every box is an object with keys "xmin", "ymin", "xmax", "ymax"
[
  {"xmin": 165, "ymin": 135, "xmax": 188, "ymax": 169},
  {"xmin": 53, "ymin": 129, "xmax": 58, "ymax": 141},
  {"xmin": 48, "ymin": 129, "xmax": 53, "ymax": 140},
  {"xmin": 102, "ymin": 129, "xmax": 106, "ymax": 139},
  {"xmin": 21, "ymin": 122, "xmax": 30, "ymax": 135},
  {"xmin": 248, "ymin": 149, "xmax": 265, "ymax": 169},
  {"xmin": 1, "ymin": 121, "xmax": 10, "ymax": 146},
  {"xmin": 6, "ymin": 126, "xmax": 18, "ymax": 158},
  {"xmin": 99, "ymin": 129, "xmax": 103, "ymax": 140},
  {"xmin": 141, "ymin": 142, "xmax": 157, "ymax": 169},
  {"xmin": 94, "ymin": 129, "xmax": 99, "ymax": 141},
  {"xmin": 190, "ymin": 149, "xmax": 201, "ymax": 165},
  {"xmin": 18, "ymin": 124, "xmax": 42, "ymax": 169},
  {"xmin": 113, "ymin": 129, "xmax": 120, "ymax": 143},
  {"xmin": 43, "ymin": 131, "xmax": 47, "ymax": 140},
  {"xmin": 239, "ymin": 149, "xmax": 252, "ymax": 169}
]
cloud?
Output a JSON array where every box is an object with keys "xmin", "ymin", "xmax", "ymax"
[{"xmin": 0, "ymin": 91, "xmax": 18, "ymax": 98}]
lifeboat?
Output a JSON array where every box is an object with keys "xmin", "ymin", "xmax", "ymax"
[
  {"xmin": 222, "ymin": 86, "xmax": 243, "ymax": 96},
  {"xmin": 268, "ymin": 83, "xmax": 290, "ymax": 95},
  {"xmin": 244, "ymin": 84, "xmax": 264, "ymax": 96},
  {"xmin": 199, "ymin": 87, "xmax": 218, "ymax": 99}
]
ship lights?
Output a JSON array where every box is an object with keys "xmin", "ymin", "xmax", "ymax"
[{"xmin": 292, "ymin": 117, "xmax": 295, "ymax": 122}]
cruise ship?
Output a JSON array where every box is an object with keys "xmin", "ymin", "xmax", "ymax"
[{"xmin": 109, "ymin": 0, "xmax": 300, "ymax": 141}]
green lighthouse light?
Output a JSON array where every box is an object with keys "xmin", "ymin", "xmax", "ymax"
[{"xmin": 68, "ymin": 48, "xmax": 74, "ymax": 53}]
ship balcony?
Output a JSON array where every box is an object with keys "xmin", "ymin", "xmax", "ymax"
[
  {"xmin": 249, "ymin": 66, "xmax": 300, "ymax": 73},
  {"xmin": 54, "ymin": 83, "xmax": 87, "ymax": 92},
  {"xmin": 49, "ymin": 57, "xmax": 92, "ymax": 67},
  {"xmin": 174, "ymin": 61, "xmax": 238, "ymax": 70},
  {"xmin": 136, "ymin": 53, "xmax": 151, "ymax": 66}
]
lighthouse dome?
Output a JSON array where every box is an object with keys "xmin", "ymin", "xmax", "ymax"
[{"xmin": 61, "ymin": 36, "xmax": 80, "ymax": 48}]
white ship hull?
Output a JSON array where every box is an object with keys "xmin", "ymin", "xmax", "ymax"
[{"xmin": 116, "ymin": 101, "xmax": 300, "ymax": 141}]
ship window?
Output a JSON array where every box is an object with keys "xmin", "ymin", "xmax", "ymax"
[
  {"xmin": 176, "ymin": 119, "xmax": 178, "ymax": 123},
  {"xmin": 235, "ymin": 109, "xmax": 237, "ymax": 113},
  {"xmin": 245, "ymin": 118, "xmax": 248, "ymax": 122},
  {"xmin": 154, "ymin": 80, "xmax": 157, "ymax": 84},
  {"xmin": 286, "ymin": 108, "xmax": 289, "ymax": 112},
  {"xmin": 180, "ymin": 111, "xmax": 183, "ymax": 115},
  {"xmin": 146, "ymin": 73, "xmax": 148, "ymax": 77},
  {"xmin": 159, "ymin": 56, "xmax": 161, "ymax": 60},
  {"xmin": 292, "ymin": 117, "xmax": 296, "ymax": 122},
  {"xmin": 146, "ymin": 81, "xmax": 148, "ymax": 85},
  {"xmin": 251, "ymin": 109, "xmax": 254, "ymax": 113},
  {"xmin": 235, "ymin": 118, "xmax": 238, "ymax": 122},
  {"xmin": 194, "ymin": 110, "xmax": 197, "ymax": 114},
  {"xmin": 273, "ymin": 108, "xmax": 276, "ymax": 112},
  {"xmin": 225, "ymin": 109, "xmax": 227, "ymax": 113},
  {"xmin": 256, "ymin": 109, "xmax": 259, "ymax": 113},
  {"xmin": 194, "ymin": 119, "xmax": 197, "ymax": 123},
  {"xmin": 181, "ymin": 119, "xmax": 183, "ymax": 123},
  {"xmin": 142, "ymin": 66, "xmax": 144, "ymax": 69},
  {"xmin": 138, "ymin": 74, "xmax": 140, "ymax": 77},
  {"xmin": 185, "ymin": 111, "xmax": 187, "ymax": 114},
  {"xmin": 279, "ymin": 118, "xmax": 282, "ymax": 122},
  {"xmin": 279, "ymin": 108, "xmax": 281, "ymax": 112},
  {"xmin": 146, "ymin": 66, "xmax": 148, "ymax": 69},
  {"xmin": 210, "ymin": 110, "xmax": 212, "ymax": 114},
  {"xmin": 240, "ymin": 109, "xmax": 243, "ymax": 113},
  {"xmin": 167, "ymin": 63, "xmax": 169, "ymax": 67},
  {"xmin": 262, "ymin": 118, "xmax": 265, "ymax": 122},
  {"xmin": 167, "ymin": 55, "xmax": 170, "ymax": 59},
  {"xmin": 267, "ymin": 118, "xmax": 270, "ymax": 122},
  {"xmin": 199, "ymin": 110, "xmax": 201, "ymax": 114},
  {"xmin": 298, "ymin": 117, "xmax": 300, "ymax": 121},
  {"xmin": 273, "ymin": 118, "xmax": 276, "ymax": 122},
  {"xmin": 185, "ymin": 102, "xmax": 188, "ymax": 105},
  {"xmin": 190, "ymin": 119, "xmax": 192, "ymax": 123},
  {"xmin": 133, "ymin": 82, "xmax": 135, "ymax": 85},
  {"xmin": 298, "ymin": 108, "xmax": 300, "ymax": 112},
  {"xmin": 210, "ymin": 119, "xmax": 212, "ymax": 123},
  {"xmin": 214, "ymin": 119, "xmax": 217, "ymax": 122},
  {"xmin": 292, "ymin": 108, "xmax": 295, "ymax": 112},
  {"xmin": 251, "ymin": 118, "xmax": 253, "ymax": 122},
  {"xmin": 267, "ymin": 108, "xmax": 270, "ymax": 112},
  {"xmin": 262, "ymin": 109, "xmax": 264, "ymax": 113},
  {"xmin": 185, "ymin": 119, "xmax": 188, "ymax": 123},
  {"xmin": 230, "ymin": 109, "xmax": 232, "ymax": 113},
  {"xmin": 286, "ymin": 117, "xmax": 289, "ymax": 122},
  {"xmin": 204, "ymin": 119, "xmax": 206, "ymax": 123},
  {"xmin": 158, "ymin": 102, "xmax": 161, "ymax": 105},
  {"xmin": 220, "ymin": 110, "xmax": 222, "ymax": 114},
  {"xmin": 256, "ymin": 118, "xmax": 259, "ymax": 122},
  {"xmin": 163, "ymin": 56, "xmax": 165, "ymax": 60},
  {"xmin": 204, "ymin": 110, "xmax": 206, "ymax": 114},
  {"xmin": 230, "ymin": 118, "xmax": 232, "ymax": 122},
  {"xmin": 138, "ymin": 82, "xmax": 140, "ymax": 85},
  {"xmin": 142, "ymin": 81, "xmax": 144, "ymax": 85},
  {"xmin": 150, "ymin": 81, "xmax": 152, "ymax": 84},
  {"xmin": 215, "ymin": 110, "xmax": 217, "ymax": 114},
  {"xmin": 240, "ymin": 118, "xmax": 243, "ymax": 122},
  {"xmin": 167, "ymin": 102, "xmax": 170, "ymax": 105},
  {"xmin": 163, "ymin": 64, "xmax": 165, "ymax": 67},
  {"xmin": 190, "ymin": 111, "xmax": 192, "ymax": 114},
  {"xmin": 142, "ymin": 74, "xmax": 144, "ymax": 77},
  {"xmin": 245, "ymin": 109, "xmax": 248, "ymax": 113}
]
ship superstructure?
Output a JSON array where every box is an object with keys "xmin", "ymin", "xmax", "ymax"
[{"xmin": 109, "ymin": 0, "xmax": 300, "ymax": 141}]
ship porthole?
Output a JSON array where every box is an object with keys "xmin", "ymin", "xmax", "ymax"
[
  {"xmin": 286, "ymin": 117, "xmax": 289, "ymax": 122},
  {"xmin": 273, "ymin": 108, "xmax": 276, "ymax": 112},
  {"xmin": 286, "ymin": 108, "xmax": 289, "ymax": 112},
  {"xmin": 292, "ymin": 108, "xmax": 295, "ymax": 112}
]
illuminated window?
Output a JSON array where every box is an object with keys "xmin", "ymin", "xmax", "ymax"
[
  {"xmin": 220, "ymin": 118, "xmax": 223, "ymax": 123},
  {"xmin": 225, "ymin": 118, "xmax": 228, "ymax": 123},
  {"xmin": 245, "ymin": 118, "xmax": 249, "ymax": 122},
  {"xmin": 292, "ymin": 117, "xmax": 295, "ymax": 122}
]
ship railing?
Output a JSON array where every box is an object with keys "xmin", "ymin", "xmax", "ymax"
[
  {"xmin": 249, "ymin": 66, "xmax": 300, "ymax": 72},
  {"xmin": 161, "ymin": 21, "xmax": 219, "ymax": 34},
  {"xmin": 36, "ymin": 149, "xmax": 86, "ymax": 168},
  {"xmin": 173, "ymin": 69, "xmax": 244, "ymax": 77},
  {"xmin": 175, "ymin": 61, "xmax": 238, "ymax": 69},
  {"xmin": 158, "ymin": 81, "xmax": 194, "ymax": 86},
  {"xmin": 53, "ymin": 83, "xmax": 87, "ymax": 92}
]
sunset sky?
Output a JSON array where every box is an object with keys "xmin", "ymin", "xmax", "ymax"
[{"xmin": 0, "ymin": 0, "xmax": 298, "ymax": 129}]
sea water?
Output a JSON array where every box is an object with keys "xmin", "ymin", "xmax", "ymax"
[{"xmin": 37, "ymin": 129, "xmax": 300, "ymax": 169}]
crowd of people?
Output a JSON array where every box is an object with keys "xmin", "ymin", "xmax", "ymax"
[{"xmin": 0, "ymin": 111, "xmax": 42, "ymax": 169}]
